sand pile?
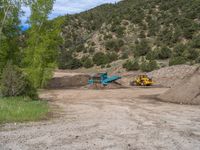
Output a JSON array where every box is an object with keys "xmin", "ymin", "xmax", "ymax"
[
  {"xmin": 158, "ymin": 67, "xmax": 200, "ymax": 105},
  {"xmin": 46, "ymin": 75, "xmax": 90, "ymax": 89},
  {"xmin": 148, "ymin": 65, "xmax": 198, "ymax": 87}
]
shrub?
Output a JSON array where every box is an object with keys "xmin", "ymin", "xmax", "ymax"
[
  {"xmin": 191, "ymin": 35, "xmax": 200, "ymax": 48},
  {"xmin": 146, "ymin": 50, "xmax": 158, "ymax": 60},
  {"xmin": 106, "ymin": 64, "xmax": 111, "ymax": 68},
  {"xmin": 140, "ymin": 60, "xmax": 159, "ymax": 72},
  {"xmin": 89, "ymin": 47, "xmax": 95, "ymax": 54},
  {"xmin": 76, "ymin": 44, "xmax": 85, "ymax": 52},
  {"xmin": 0, "ymin": 63, "xmax": 37, "ymax": 98},
  {"xmin": 93, "ymin": 52, "xmax": 109, "ymax": 66},
  {"xmin": 158, "ymin": 46, "xmax": 172, "ymax": 59},
  {"xmin": 185, "ymin": 49, "xmax": 199, "ymax": 60},
  {"xmin": 105, "ymin": 39, "xmax": 124, "ymax": 51},
  {"xmin": 83, "ymin": 58, "xmax": 94, "ymax": 68},
  {"xmin": 135, "ymin": 40, "xmax": 151, "ymax": 56},
  {"xmin": 169, "ymin": 56, "xmax": 187, "ymax": 66},
  {"xmin": 107, "ymin": 52, "xmax": 118, "ymax": 63},
  {"xmin": 123, "ymin": 60, "xmax": 140, "ymax": 71},
  {"xmin": 173, "ymin": 44, "xmax": 187, "ymax": 57},
  {"xmin": 121, "ymin": 52, "xmax": 129, "ymax": 59},
  {"xmin": 196, "ymin": 56, "xmax": 200, "ymax": 63}
]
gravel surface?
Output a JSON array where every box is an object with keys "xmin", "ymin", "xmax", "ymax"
[{"xmin": 1, "ymin": 88, "xmax": 200, "ymax": 150}]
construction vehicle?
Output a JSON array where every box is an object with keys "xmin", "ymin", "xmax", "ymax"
[
  {"xmin": 88, "ymin": 72, "xmax": 121, "ymax": 86},
  {"xmin": 131, "ymin": 74, "xmax": 154, "ymax": 86}
]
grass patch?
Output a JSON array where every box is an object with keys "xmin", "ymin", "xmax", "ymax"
[{"xmin": 0, "ymin": 97, "xmax": 49, "ymax": 124}]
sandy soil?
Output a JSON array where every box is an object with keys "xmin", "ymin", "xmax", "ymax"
[{"xmin": 1, "ymin": 88, "xmax": 200, "ymax": 150}]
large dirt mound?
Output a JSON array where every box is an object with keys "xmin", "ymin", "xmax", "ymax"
[
  {"xmin": 158, "ymin": 67, "xmax": 200, "ymax": 105},
  {"xmin": 148, "ymin": 65, "xmax": 198, "ymax": 87},
  {"xmin": 46, "ymin": 75, "xmax": 90, "ymax": 89}
]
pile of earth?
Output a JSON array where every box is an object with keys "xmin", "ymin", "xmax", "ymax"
[
  {"xmin": 158, "ymin": 67, "xmax": 200, "ymax": 105},
  {"xmin": 87, "ymin": 81, "xmax": 124, "ymax": 90},
  {"xmin": 46, "ymin": 74, "xmax": 90, "ymax": 89},
  {"xmin": 148, "ymin": 65, "xmax": 198, "ymax": 88}
]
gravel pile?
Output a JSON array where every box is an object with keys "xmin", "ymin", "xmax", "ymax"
[
  {"xmin": 158, "ymin": 67, "xmax": 200, "ymax": 105},
  {"xmin": 148, "ymin": 65, "xmax": 198, "ymax": 87}
]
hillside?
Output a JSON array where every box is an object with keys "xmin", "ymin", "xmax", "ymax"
[{"xmin": 52, "ymin": 0, "xmax": 200, "ymax": 71}]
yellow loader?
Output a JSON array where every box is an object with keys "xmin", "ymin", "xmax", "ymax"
[{"xmin": 131, "ymin": 75, "xmax": 154, "ymax": 86}]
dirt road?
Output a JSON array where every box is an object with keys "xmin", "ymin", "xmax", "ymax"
[{"xmin": 1, "ymin": 88, "xmax": 200, "ymax": 150}]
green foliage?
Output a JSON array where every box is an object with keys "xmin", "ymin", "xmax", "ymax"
[
  {"xmin": 123, "ymin": 60, "xmax": 140, "ymax": 71},
  {"xmin": 140, "ymin": 60, "xmax": 159, "ymax": 72},
  {"xmin": 106, "ymin": 64, "xmax": 111, "ymax": 68},
  {"xmin": 135, "ymin": 40, "xmax": 151, "ymax": 56},
  {"xmin": 58, "ymin": 51, "xmax": 82, "ymax": 70},
  {"xmin": 106, "ymin": 52, "xmax": 118, "ymax": 63},
  {"xmin": 191, "ymin": 35, "xmax": 200, "ymax": 48},
  {"xmin": 121, "ymin": 52, "xmax": 129, "ymax": 59},
  {"xmin": 24, "ymin": 0, "xmax": 59, "ymax": 88},
  {"xmin": 173, "ymin": 44, "xmax": 187, "ymax": 57},
  {"xmin": 82, "ymin": 57, "xmax": 94, "ymax": 68},
  {"xmin": 0, "ymin": 0, "xmax": 22, "ymax": 72},
  {"xmin": 76, "ymin": 44, "xmax": 86, "ymax": 52},
  {"xmin": 146, "ymin": 50, "xmax": 158, "ymax": 60},
  {"xmin": 52, "ymin": 0, "xmax": 200, "ymax": 67},
  {"xmin": 93, "ymin": 52, "xmax": 109, "ymax": 66},
  {"xmin": 169, "ymin": 57, "xmax": 187, "ymax": 66},
  {"xmin": 105, "ymin": 39, "xmax": 124, "ymax": 51},
  {"xmin": 185, "ymin": 49, "xmax": 199, "ymax": 60},
  {"xmin": 0, "ymin": 63, "xmax": 37, "ymax": 98},
  {"xmin": 157, "ymin": 46, "xmax": 172, "ymax": 59},
  {"xmin": 0, "ymin": 97, "xmax": 48, "ymax": 124}
]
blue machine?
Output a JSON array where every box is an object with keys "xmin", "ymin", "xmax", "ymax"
[{"xmin": 88, "ymin": 72, "xmax": 121, "ymax": 86}]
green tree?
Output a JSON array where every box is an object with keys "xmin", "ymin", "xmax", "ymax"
[
  {"xmin": 123, "ymin": 60, "xmax": 140, "ymax": 71},
  {"xmin": 135, "ymin": 40, "xmax": 151, "ymax": 56},
  {"xmin": 158, "ymin": 46, "xmax": 172, "ymax": 59},
  {"xmin": 93, "ymin": 52, "xmax": 109, "ymax": 66},
  {"xmin": 24, "ymin": 0, "xmax": 58, "ymax": 88},
  {"xmin": 0, "ymin": 0, "xmax": 22, "ymax": 73}
]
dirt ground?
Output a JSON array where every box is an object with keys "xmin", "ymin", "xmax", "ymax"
[{"xmin": 1, "ymin": 87, "xmax": 200, "ymax": 150}]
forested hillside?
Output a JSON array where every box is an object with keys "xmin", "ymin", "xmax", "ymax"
[{"xmin": 55, "ymin": 0, "xmax": 200, "ymax": 71}]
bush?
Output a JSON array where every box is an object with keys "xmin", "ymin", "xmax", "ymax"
[
  {"xmin": 83, "ymin": 58, "xmax": 94, "ymax": 68},
  {"xmin": 196, "ymin": 56, "xmax": 200, "ymax": 63},
  {"xmin": 106, "ymin": 64, "xmax": 111, "ymax": 68},
  {"xmin": 105, "ymin": 39, "xmax": 124, "ymax": 51},
  {"xmin": 0, "ymin": 63, "xmax": 37, "ymax": 98},
  {"xmin": 140, "ymin": 60, "xmax": 159, "ymax": 72},
  {"xmin": 169, "ymin": 56, "xmax": 187, "ymax": 66},
  {"xmin": 107, "ymin": 52, "xmax": 118, "ymax": 63},
  {"xmin": 89, "ymin": 47, "xmax": 95, "ymax": 54},
  {"xmin": 173, "ymin": 44, "xmax": 187, "ymax": 57},
  {"xmin": 191, "ymin": 35, "xmax": 200, "ymax": 48},
  {"xmin": 93, "ymin": 52, "xmax": 109, "ymax": 66},
  {"xmin": 123, "ymin": 60, "xmax": 140, "ymax": 71},
  {"xmin": 146, "ymin": 50, "xmax": 158, "ymax": 60},
  {"xmin": 135, "ymin": 40, "xmax": 151, "ymax": 56},
  {"xmin": 120, "ymin": 52, "xmax": 129, "ymax": 59},
  {"xmin": 76, "ymin": 44, "xmax": 85, "ymax": 52},
  {"xmin": 185, "ymin": 48, "xmax": 199, "ymax": 60},
  {"xmin": 158, "ymin": 46, "xmax": 172, "ymax": 59}
]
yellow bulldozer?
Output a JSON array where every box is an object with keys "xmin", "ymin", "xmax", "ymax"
[{"xmin": 131, "ymin": 74, "xmax": 154, "ymax": 86}]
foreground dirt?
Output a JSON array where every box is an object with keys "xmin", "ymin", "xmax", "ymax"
[{"xmin": 1, "ymin": 88, "xmax": 200, "ymax": 150}]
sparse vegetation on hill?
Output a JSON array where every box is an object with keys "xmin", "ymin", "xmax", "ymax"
[{"xmin": 52, "ymin": 0, "xmax": 200, "ymax": 71}]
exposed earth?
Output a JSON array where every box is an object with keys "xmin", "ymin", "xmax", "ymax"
[
  {"xmin": 1, "ymin": 87, "xmax": 200, "ymax": 150},
  {"xmin": 1, "ymin": 65, "xmax": 200, "ymax": 150}
]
